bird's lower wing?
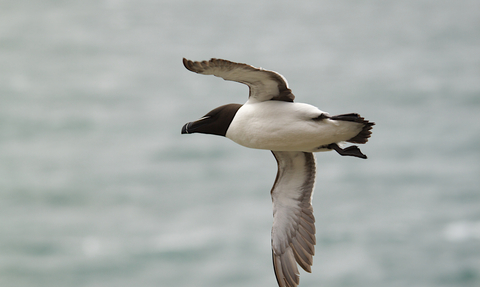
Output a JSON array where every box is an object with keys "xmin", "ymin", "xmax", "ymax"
[{"xmin": 270, "ymin": 151, "xmax": 316, "ymax": 287}]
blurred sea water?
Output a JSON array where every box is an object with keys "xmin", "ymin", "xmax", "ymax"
[{"xmin": 1, "ymin": 0, "xmax": 479, "ymax": 286}]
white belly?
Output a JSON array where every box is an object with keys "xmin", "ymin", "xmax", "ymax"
[{"xmin": 225, "ymin": 101, "xmax": 363, "ymax": 152}]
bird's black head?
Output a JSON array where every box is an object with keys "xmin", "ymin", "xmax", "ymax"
[{"xmin": 181, "ymin": 104, "xmax": 242, "ymax": 137}]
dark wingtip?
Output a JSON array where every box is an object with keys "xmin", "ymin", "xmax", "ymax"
[
  {"xmin": 182, "ymin": 57, "xmax": 216, "ymax": 73},
  {"xmin": 182, "ymin": 58, "xmax": 194, "ymax": 72}
]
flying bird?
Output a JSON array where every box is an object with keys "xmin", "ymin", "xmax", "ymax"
[{"xmin": 181, "ymin": 58, "xmax": 374, "ymax": 287}]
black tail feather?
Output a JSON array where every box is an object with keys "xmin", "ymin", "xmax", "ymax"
[{"xmin": 330, "ymin": 113, "xmax": 375, "ymax": 144}]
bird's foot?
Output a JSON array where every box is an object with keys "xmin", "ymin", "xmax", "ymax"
[{"xmin": 327, "ymin": 143, "xmax": 367, "ymax": 159}]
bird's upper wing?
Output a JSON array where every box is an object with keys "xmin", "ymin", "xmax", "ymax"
[
  {"xmin": 270, "ymin": 151, "xmax": 316, "ymax": 287},
  {"xmin": 183, "ymin": 58, "xmax": 295, "ymax": 102}
]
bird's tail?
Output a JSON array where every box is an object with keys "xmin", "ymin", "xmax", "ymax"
[{"xmin": 330, "ymin": 113, "xmax": 375, "ymax": 144}]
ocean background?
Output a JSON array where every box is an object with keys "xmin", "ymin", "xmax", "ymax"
[{"xmin": 1, "ymin": 0, "xmax": 479, "ymax": 286}]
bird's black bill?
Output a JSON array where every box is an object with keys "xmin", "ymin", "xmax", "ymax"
[
  {"xmin": 181, "ymin": 122, "xmax": 191, "ymax": 134},
  {"xmin": 181, "ymin": 116, "xmax": 215, "ymax": 135}
]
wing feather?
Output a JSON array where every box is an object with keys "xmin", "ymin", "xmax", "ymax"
[
  {"xmin": 291, "ymin": 238, "xmax": 313, "ymax": 272},
  {"xmin": 183, "ymin": 58, "xmax": 295, "ymax": 102},
  {"xmin": 270, "ymin": 151, "xmax": 316, "ymax": 287}
]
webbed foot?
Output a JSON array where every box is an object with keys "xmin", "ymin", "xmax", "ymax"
[{"xmin": 327, "ymin": 143, "xmax": 367, "ymax": 159}]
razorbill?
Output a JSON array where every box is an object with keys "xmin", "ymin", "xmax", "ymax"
[{"xmin": 181, "ymin": 58, "xmax": 374, "ymax": 287}]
